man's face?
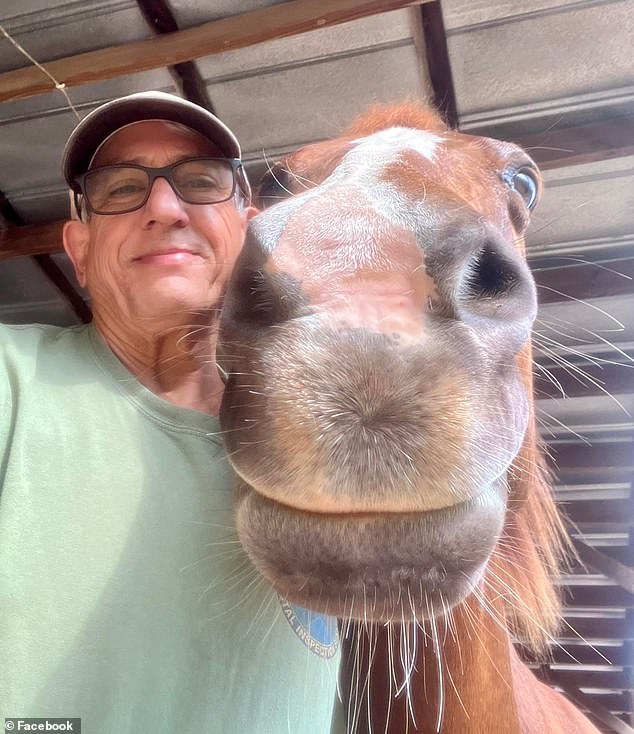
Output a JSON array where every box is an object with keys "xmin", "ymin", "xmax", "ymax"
[{"xmin": 64, "ymin": 120, "xmax": 254, "ymax": 327}]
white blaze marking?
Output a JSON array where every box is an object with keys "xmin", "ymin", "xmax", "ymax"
[
  {"xmin": 279, "ymin": 125, "xmax": 445, "ymax": 234},
  {"xmin": 352, "ymin": 127, "xmax": 443, "ymax": 161}
]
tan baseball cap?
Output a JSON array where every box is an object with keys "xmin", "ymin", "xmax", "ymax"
[{"xmin": 62, "ymin": 90, "xmax": 244, "ymax": 189}]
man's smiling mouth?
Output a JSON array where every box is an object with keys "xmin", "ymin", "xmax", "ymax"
[{"xmin": 133, "ymin": 247, "xmax": 203, "ymax": 265}]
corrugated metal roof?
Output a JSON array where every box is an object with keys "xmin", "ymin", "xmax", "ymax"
[{"xmin": 0, "ymin": 1, "xmax": 632, "ymax": 729}]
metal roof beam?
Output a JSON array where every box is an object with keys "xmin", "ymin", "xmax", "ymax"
[
  {"xmin": 563, "ymin": 500, "xmax": 634, "ymax": 528},
  {"xmin": 562, "ymin": 585, "xmax": 634, "ymax": 609},
  {"xmin": 547, "ymin": 669, "xmax": 633, "ymax": 692},
  {"xmin": 570, "ymin": 537, "xmax": 634, "ymax": 595},
  {"xmin": 413, "ymin": 1, "xmax": 458, "ymax": 128},
  {"xmin": 535, "ymin": 361, "xmax": 634, "ymax": 400},
  {"xmin": 551, "ymin": 683, "xmax": 634, "ymax": 734},
  {"xmin": 549, "ymin": 441, "xmax": 634, "ymax": 474},
  {"xmin": 514, "ymin": 115, "xmax": 634, "ymax": 171},
  {"xmin": 556, "ymin": 615, "xmax": 633, "ymax": 642},
  {"xmin": 535, "ymin": 259, "xmax": 634, "ymax": 306},
  {"xmin": 525, "ymin": 644, "xmax": 632, "ymax": 667},
  {"xmin": 135, "ymin": 0, "xmax": 215, "ymax": 112}
]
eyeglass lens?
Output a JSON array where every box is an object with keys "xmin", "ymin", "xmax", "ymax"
[{"xmin": 83, "ymin": 159, "xmax": 236, "ymax": 214}]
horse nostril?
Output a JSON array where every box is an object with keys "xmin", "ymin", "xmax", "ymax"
[
  {"xmin": 454, "ymin": 239, "xmax": 537, "ymax": 327},
  {"xmin": 462, "ymin": 244, "xmax": 521, "ymax": 300}
]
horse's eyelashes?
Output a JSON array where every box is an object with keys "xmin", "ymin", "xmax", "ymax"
[{"xmin": 256, "ymin": 166, "xmax": 293, "ymax": 208}]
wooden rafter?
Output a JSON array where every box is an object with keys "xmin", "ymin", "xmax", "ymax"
[
  {"xmin": 465, "ymin": 112, "xmax": 634, "ymax": 172},
  {"xmin": 32, "ymin": 254, "xmax": 91, "ymax": 324},
  {"xmin": 0, "ymin": 221, "xmax": 64, "ymax": 262},
  {"xmin": 0, "ymin": 0, "xmax": 428, "ymax": 103},
  {"xmin": 0, "ymin": 191, "xmax": 88, "ymax": 322}
]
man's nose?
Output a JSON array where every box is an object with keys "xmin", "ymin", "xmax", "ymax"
[{"xmin": 142, "ymin": 176, "xmax": 189, "ymax": 225}]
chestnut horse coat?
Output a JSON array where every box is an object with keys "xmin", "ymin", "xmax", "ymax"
[{"xmin": 218, "ymin": 104, "xmax": 600, "ymax": 734}]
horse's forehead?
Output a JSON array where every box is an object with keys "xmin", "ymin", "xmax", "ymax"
[
  {"xmin": 351, "ymin": 126, "xmax": 444, "ymax": 163},
  {"xmin": 338, "ymin": 126, "xmax": 514, "ymax": 225},
  {"xmin": 260, "ymin": 124, "xmax": 518, "ymax": 261},
  {"xmin": 338, "ymin": 126, "xmax": 502, "ymax": 195}
]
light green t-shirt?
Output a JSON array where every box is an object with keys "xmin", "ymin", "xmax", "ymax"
[{"xmin": 0, "ymin": 323, "xmax": 341, "ymax": 733}]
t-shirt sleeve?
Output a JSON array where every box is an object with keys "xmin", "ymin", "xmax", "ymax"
[{"xmin": 0, "ymin": 325, "xmax": 13, "ymax": 452}]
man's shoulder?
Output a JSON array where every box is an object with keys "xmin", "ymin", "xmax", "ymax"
[
  {"xmin": 0, "ymin": 322, "xmax": 92, "ymax": 374},
  {"xmin": 0, "ymin": 322, "xmax": 87, "ymax": 347}
]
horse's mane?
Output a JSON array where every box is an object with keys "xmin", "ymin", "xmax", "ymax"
[
  {"xmin": 498, "ymin": 345, "xmax": 571, "ymax": 654},
  {"xmin": 344, "ymin": 100, "xmax": 450, "ymax": 136},
  {"xmin": 347, "ymin": 103, "xmax": 572, "ymax": 654}
]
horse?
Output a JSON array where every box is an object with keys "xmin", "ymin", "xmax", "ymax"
[{"xmin": 217, "ymin": 103, "xmax": 600, "ymax": 733}]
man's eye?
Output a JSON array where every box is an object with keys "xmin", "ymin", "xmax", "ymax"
[
  {"xmin": 106, "ymin": 182, "xmax": 145, "ymax": 198},
  {"xmin": 181, "ymin": 175, "xmax": 221, "ymax": 190}
]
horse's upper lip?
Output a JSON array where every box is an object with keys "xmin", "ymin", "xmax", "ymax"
[{"xmin": 237, "ymin": 478, "xmax": 505, "ymax": 521}]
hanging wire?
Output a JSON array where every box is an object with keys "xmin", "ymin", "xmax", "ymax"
[{"xmin": 0, "ymin": 22, "xmax": 81, "ymax": 120}]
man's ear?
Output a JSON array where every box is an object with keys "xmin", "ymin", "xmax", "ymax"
[
  {"xmin": 63, "ymin": 220, "xmax": 90, "ymax": 288},
  {"xmin": 238, "ymin": 205, "xmax": 259, "ymax": 235}
]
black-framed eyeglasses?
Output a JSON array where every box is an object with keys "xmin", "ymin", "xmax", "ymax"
[{"xmin": 73, "ymin": 157, "xmax": 246, "ymax": 216}]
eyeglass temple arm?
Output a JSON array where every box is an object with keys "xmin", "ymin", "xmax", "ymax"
[{"xmin": 237, "ymin": 165, "xmax": 252, "ymax": 203}]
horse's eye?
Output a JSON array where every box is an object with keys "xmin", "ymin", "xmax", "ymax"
[
  {"xmin": 256, "ymin": 166, "xmax": 293, "ymax": 209},
  {"xmin": 510, "ymin": 167, "xmax": 540, "ymax": 210}
]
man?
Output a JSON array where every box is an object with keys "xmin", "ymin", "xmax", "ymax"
[{"xmin": 0, "ymin": 92, "xmax": 340, "ymax": 733}]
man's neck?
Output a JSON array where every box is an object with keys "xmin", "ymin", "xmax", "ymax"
[{"xmin": 94, "ymin": 314, "xmax": 224, "ymax": 415}]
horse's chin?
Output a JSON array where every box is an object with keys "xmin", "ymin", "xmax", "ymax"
[{"xmin": 235, "ymin": 480, "xmax": 507, "ymax": 622}]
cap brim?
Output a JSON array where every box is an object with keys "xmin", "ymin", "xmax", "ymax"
[{"xmin": 63, "ymin": 91, "xmax": 242, "ymax": 190}]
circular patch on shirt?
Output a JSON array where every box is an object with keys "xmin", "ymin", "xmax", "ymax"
[{"xmin": 279, "ymin": 598, "xmax": 339, "ymax": 659}]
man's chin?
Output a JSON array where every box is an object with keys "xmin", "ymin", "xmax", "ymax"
[{"xmin": 129, "ymin": 287, "xmax": 223, "ymax": 325}]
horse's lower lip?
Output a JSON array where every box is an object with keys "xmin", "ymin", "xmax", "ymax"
[{"xmin": 235, "ymin": 482, "xmax": 505, "ymax": 621}]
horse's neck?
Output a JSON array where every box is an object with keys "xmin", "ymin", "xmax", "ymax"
[
  {"xmin": 342, "ymin": 598, "xmax": 529, "ymax": 733},
  {"xmin": 416, "ymin": 600, "xmax": 525, "ymax": 734},
  {"xmin": 341, "ymin": 597, "xmax": 599, "ymax": 734}
]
